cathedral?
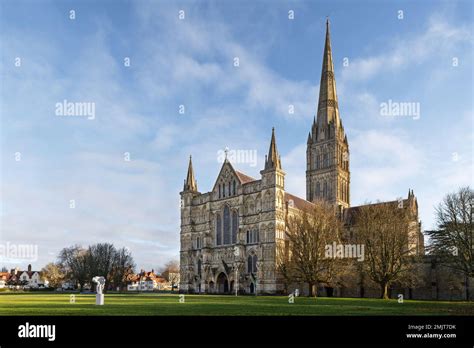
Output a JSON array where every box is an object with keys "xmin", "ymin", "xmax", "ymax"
[{"xmin": 179, "ymin": 20, "xmax": 423, "ymax": 295}]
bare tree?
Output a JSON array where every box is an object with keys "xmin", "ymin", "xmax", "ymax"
[
  {"xmin": 58, "ymin": 245, "xmax": 89, "ymax": 291},
  {"xmin": 276, "ymin": 240, "xmax": 291, "ymax": 294},
  {"xmin": 40, "ymin": 262, "xmax": 64, "ymax": 289},
  {"xmin": 87, "ymin": 243, "xmax": 115, "ymax": 288},
  {"xmin": 282, "ymin": 201, "xmax": 343, "ymax": 297},
  {"xmin": 426, "ymin": 186, "xmax": 473, "ymax": 301},
  {"xmin": 161, "ymin": 260, "xmax": 180, "ymax": 290},
  {"xmin": 109, "ymin": 247, "xmax": 136, "ymax": 291},
  {"xmin": 59, "ymin": 243, "xmax": 135, "ymax": 292},
  {"xmin": 355, "ymin": 202, "xmax": 418, "ymax": 299}
]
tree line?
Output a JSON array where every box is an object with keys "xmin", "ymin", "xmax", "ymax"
[{"xmin": 42, "ymin": 243, "xmax": 135, "ymax": 292}]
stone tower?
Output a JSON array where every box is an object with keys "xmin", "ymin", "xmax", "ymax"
[
  {"xmin": 306, "ymin": 19, "xmax": 350, "ymax": 210},
  {"xmin": 259, "ymin": 127, "xmax": 286, "ymax": 293},
  {"xmin": 261, "ymin": 127, "xmax": 285, "ymax": 190}
]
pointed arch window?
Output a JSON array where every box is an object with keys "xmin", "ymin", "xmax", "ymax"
[
  {"xmin": 316, "ymin": 182, "xmax": 321, "ymax": 198},
  {"xmin": 197, "ymin": 259, "xmax": 202, "ymax": 277},
  {"xmin": 232, "ymin": 210, "xmax": 238, "ymax": 244},
  {"xmin": 223, "ymin": 206, "xmax": 231, "ymax": 244},
  {"xmin": 252, "ymin": 255, "xmax": 258, "ymax": 273},
  {"xmin": 233, "ymin": 180, "xmax": 236, "ymax": 195},
  {"xmin": 246, "ymin": 228, "xmax": 259, "ymax": 244},
  {"xmin": 216, "ymin": 214, "xmax": 222, "ymax": 246},
  {"xmin": 196, "ymin": 236, "xmax": 202, "ymax": 249},
  {"xmin": 247, "ymin": 255, "xmax": 252, "ymax": 273},
  {"xmin": 218, "ymin": 184, "xmax": 221, "ymax": 198},
  {"xmin": 247, "ymin": 255, "xmax": 258, "ymax": 274},
  {"xmin": 323, "ymin": 181, "xmax": 328, "ymax": 198}
]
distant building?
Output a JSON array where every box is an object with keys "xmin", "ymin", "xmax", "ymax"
[
  {"xmin": 0, "ymin": 272, "xmax": 10, "ymax": 288},
  {"xmin": 127, "ymin": 270, "xmax": 166, "ymax": 291},
  {"xmin": 8, "ymin": 265, "xmax": 48, "ymax": 288}
]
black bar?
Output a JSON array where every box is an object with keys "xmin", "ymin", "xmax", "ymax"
[{"xmin": 0, "ymin": 315, "xmax": 472, "ymax": 346}]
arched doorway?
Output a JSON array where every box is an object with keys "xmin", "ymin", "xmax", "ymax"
[
  {"xmin": 217, "ymin": 273, "xmax": 229, "ymax": 294},
  {"xmin": 249, "ymin": 282, "xmax": 255, "ymax": 294},
  {"xmin": 208, "ymin": 281, "xmax": 215, "ymax": 294}
]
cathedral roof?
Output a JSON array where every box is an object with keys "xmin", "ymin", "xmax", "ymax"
[
  {"xmin": 235, "ymin": 171, "xmax": 256, "ymax": 184},
  {"xmin": 285, "ymin": 192, "xmax": 314, "ymax": 211},
  {"xmin": 344, "ymin": 192, "xmax": 418, "ymax": 225}
]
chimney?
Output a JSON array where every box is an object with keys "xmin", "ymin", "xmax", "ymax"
[{"xmin": 28, "ymin": 264, "xmax": 32, "ymax": 272}]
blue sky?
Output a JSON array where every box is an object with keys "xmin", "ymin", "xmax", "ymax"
[{"xmin": 1, "ymin": 0, "xmax": 472, "ymax": 271}]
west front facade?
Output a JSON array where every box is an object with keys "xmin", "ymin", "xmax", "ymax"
[
  {"xmin": 179, "ymin": 20, "xmax": 424, "ymax": 295},
  {"xmin": 179, "ymin": 127, "xmax": 300, "ymax": 294}
]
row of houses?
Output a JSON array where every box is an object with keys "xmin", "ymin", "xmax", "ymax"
[
  {"xmin": 127, "ymin": 270, "xmax": 164, "ymax": 291},
  {"xmin": 0, "ymin": 265, "xmax": 48, "ymax": 289},
  {"xmin": 0, "ymin": 265, "xmax": 180, "ymax": 292}
]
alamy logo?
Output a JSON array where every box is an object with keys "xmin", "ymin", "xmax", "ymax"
[
  {"xmin": 217, "ymin": 148, "xmax": 257, "ymax": 167},
  {"xmin": 325, "ymin": 242, "xmax": 365, "ymax": 261},
  {"xmin": 55, "ymin": 99, "xmax": 95, "ymax": 120},
  {"xmin": 18, "ymin": 322, "xmax": 56, "ymax": 341},
  {"xmin": 0, "ymin": 242, "xmax": 38, "ymax": 262},
  {"xmin": 380, "ymin": 99, "xmax": 420, "ymax": 120}
]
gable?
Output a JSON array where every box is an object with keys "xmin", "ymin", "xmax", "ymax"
[
  {"xmin": 211, "ymin": 160, "xmax": 257, "ymax": 198},
  {"xmin": 212, "ymin": 161, "xmax": 240, "ymax": 196}
]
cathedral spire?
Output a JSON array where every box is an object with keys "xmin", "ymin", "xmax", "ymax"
[
  {"xmin": 316, "ymin": 18, "xmax": 340, "ymax": 129},
  {"xmin": 184, "ymin": 155, "xmax": 197, "ymax": 192},
  {"xmin": 265, "ymin": 127, "xmax": 281, "ymax": 170},
  {"xmin": 306, "ymin": 20, "xmax": 350, "ymax": 208}
]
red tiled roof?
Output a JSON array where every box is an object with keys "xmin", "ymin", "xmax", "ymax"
[
  {"xmin": 128, "ymin": 271, "xmax": 166, "ymax": 284},
  {"xmin": 235, "ymin": 171, "xmax": 257, "ymax": 184}
]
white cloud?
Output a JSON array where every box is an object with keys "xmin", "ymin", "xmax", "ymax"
[
  {"xmin": 341, "ymin": 14, "xmax": 472, "ymax": 81},
  {"xmin": 350, "ymin": 129, "xmax": 423, "ymax": 203},
  {"xmin": 132, "ymin": 2, "xmax": 316, "ymax": 122}
]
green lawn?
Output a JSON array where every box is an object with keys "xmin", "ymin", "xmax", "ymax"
[{"xmin": 0, "ymin": 293, "xmax": 473, "ymax": 316}]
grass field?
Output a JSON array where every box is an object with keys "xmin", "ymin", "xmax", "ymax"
[{"xmin": 1, "ymin": 293, "xmax": 473, "ymax": 316}]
